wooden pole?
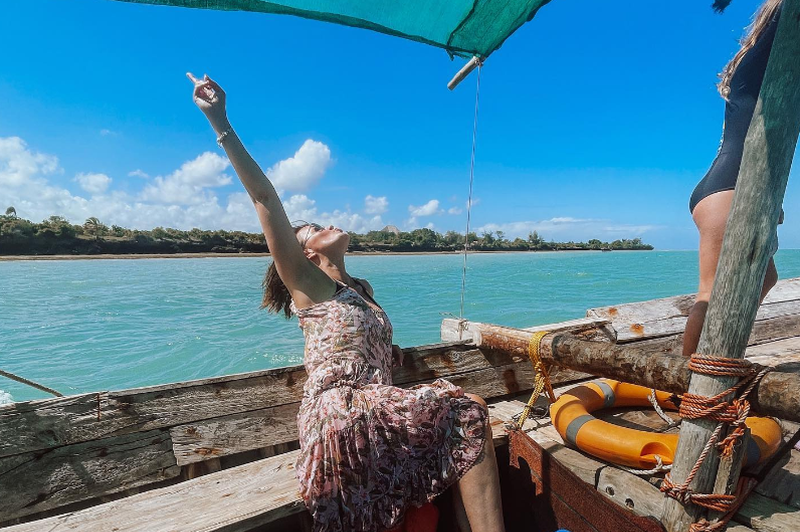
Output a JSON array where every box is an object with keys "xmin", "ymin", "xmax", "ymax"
[
  {"xmin": 663, "ymin": 2, "xmax": 800, "ymax": 530},
  {"xmin": 448, "ymin": 56, "xmax": 482, "ymax": 90},
  {"xmin": 464, "ymin": 322, "xmax": 800, "ymax": 422}
]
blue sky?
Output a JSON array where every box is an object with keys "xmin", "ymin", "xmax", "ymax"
[{"xmin": 0, "ymin": 0, "xmax": 796, "ymax": 249}]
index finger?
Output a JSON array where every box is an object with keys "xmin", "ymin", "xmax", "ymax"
[{"xmin": 186, "ymin": 72, "xmax": 200, "ymax": 84}]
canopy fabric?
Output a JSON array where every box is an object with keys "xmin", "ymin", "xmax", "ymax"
[{"xmin": 112, "ymin": 0, "xmax": 551, "ymax": 58}]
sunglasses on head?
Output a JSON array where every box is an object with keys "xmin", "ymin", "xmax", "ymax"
[{"xmin": 299, "ymin": 223, "xmax": 325, "ymax": 248}]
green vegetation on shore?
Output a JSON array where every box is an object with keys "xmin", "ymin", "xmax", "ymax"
[{"xmin": 0, "ymin": 209, "xmax": 654, "ymax": 256}]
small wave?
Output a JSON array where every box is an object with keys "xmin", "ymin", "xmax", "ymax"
[{"xmin": 0, "ymin": 390, "xmax": 13, "ymax": 404}]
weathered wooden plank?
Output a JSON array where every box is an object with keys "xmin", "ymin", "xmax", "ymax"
[
  {"xmin": 171, "ymin": 403, "xmax": 300, "ymax": 466},
  {"xmin": 1, "ymin": 345, "xmax": 586, "ymax": 523},
  {"xmin": 5, "ymin": 402, "xmax": 523, "ymax": 532},
  {"xmin": 0, "ymin": 429, "xmax": 180, "ymax": 523},
  {"xmin": 625, "ymin": 315, "xmax": 800, "ymax": 358},
  {"xmin": 606, "ymin": 299, "xmax": 800, "ymax": 343},
  {"xmin": 749, "ymin": 311, "xmax": 800, "ymax": 347},
  {"xmin": 762, "ymin": 278, "xmax": 800, "ymax": 304},
  {"xmin": 586, "ymin": 278, "xmax": 800, "ymax": 339},
  {"xmin": 733, "ymin": 492, "xmax": 800, "ymax": 532},
  {"xmin": 754, "ymin": 448, "xmax": 800, "ymax": 510},
  {"xmin": 597, "ymin": 467, "xmax": 664, "ymax": 519},
  {"xmin": 0, "ymin": 344, "xmax": 548, "ymax": 521},
  {"xmin": 168, "ymin": 349, "xmax": 588, "ymax": 466},
  {"xmin": 587, "ymin": 293, "xmax": 695, "ymax": 329},
  {"xmin": 0, "ymin": 365, "xmax": 308, "ymax": 459},
  {"xmin": 3, "ymin": 450, "xmax": 305, "ymax": 532},
  {"xmin": 746, "ymin": 336, "xmax": 800, "ymax": 366},
  {"xmin": 0, "ymin": 344, "xmax": 494, "ymax": 460}
]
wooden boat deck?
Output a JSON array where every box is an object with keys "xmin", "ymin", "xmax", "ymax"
[{"xmin": 2, "ymin": 278, "xmax": 800, "ymax": 531}]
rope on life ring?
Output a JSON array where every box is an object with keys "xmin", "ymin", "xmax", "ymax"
[{"xmin": 549, "ymin": 379, "xmax": 782, "ymax": 470}]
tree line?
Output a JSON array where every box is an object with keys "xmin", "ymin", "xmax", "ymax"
[{"xmin": 0, "ymin": 208, "xmax": 654, "ymax": 256}]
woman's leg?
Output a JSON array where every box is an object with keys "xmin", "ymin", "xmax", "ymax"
[
  {"xmin": 453, "ymin": 393, "xmax": 505, "ymax": 532},
  {"xmin": 683, "ymin": 190, "xmax": 778, "ymax": 356}
]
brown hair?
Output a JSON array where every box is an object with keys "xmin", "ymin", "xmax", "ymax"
[
  {"xmin": 717, "ymin": 0, "xmax": 783, "ymax": 99},
  {"xmin": 261, "ymin": 223, "xmax": 309, "ymax": 318}
]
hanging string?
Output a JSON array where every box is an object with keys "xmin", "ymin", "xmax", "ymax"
[{"xmin": 459, "ymin": 61, "xmax": 483, "ymax": 328}]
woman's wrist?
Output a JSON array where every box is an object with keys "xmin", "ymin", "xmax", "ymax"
[{"xmin": 209, "ymin": 117, "xmax": 231, "ymax": 136}]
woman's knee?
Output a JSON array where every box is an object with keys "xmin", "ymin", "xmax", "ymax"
[
  {"xmin": 464, "ymin": 393, "xmax": 487, "ymax": 409},
  {"xmin": 464, "ymin": 393, "xmax": 492, "ymax": 438}
]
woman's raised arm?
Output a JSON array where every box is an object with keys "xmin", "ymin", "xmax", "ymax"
[{"xmin": 186, "ymin": 73, "xmax": 334, "ymax": 307}]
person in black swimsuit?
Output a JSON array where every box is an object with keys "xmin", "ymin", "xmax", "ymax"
[{"xmin": 684, "ymin": 0, "xmax": 783, "ymax": 356}]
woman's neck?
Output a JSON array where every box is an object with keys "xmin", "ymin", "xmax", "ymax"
[{"xmin": 316, "ymin": 255, "xmax": 352, "ymax": 286}]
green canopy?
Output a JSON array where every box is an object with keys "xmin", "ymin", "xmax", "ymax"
[{"xmin": 112, "ymin": 0, "xmax": 551, "ymax": 58}]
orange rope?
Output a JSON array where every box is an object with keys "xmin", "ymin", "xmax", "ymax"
[{"xmin": 660, "ymin": 354, "xmax": 771, "ymax": 532}]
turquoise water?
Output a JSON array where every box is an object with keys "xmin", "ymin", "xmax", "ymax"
[{"xmin": 2, "ymin": 250, "xmax": 800, "ymax": 403}]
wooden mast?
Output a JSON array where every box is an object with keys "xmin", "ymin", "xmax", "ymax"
[{"xmin": 663, "ymin": 1, "xmax": 800, "ymax": 530}]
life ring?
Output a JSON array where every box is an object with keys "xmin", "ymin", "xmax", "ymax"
[{"xmin": 549, "ymin": 379, "xmax": 782, "ymax": 469}]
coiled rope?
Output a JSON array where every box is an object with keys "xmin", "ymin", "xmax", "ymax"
[
  {"xmin": 660, "ymin": 353, "xmax": 771, "ymax": 532},
  {"xmin": 514, "ymin": 331, "xmax": 556, "ymax": 427}
]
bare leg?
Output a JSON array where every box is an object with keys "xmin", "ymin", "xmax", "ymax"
[
  {"xmin": 455, "ymin": 393, "xmax": 505, "ymax": 532},
  {"xmin": 683, "ymin": 190, "xmax": 778, "ymax": 356},
  {"xmin": 452, "ymin": 484, "xmax": 472, "ymax": 532}
]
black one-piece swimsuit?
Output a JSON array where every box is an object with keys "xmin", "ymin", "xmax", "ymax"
[{"xmin": 689, "ymin": 10, "xmax": 780, "ymax": 213}]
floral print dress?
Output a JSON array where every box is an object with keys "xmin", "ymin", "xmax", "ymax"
[{"xmin": 292, "ymin": 282, "xmax": 488, "ymax": 532}]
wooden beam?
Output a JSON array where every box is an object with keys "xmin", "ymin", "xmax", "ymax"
[
  {"xmin": 664, "ymin": 1, "xmax": 800, "ymax": 529},
  {"xmin": 459, "ymin": 321, "xmax": 800, "ymax": 422}
]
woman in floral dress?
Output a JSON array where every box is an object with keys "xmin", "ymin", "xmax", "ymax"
[{"xmin": 188, "ymin": 73, "xmax": 505, "ymax": 532}]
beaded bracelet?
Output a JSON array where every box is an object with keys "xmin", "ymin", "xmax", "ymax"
[{"xmin": 216, "ymin": 126, "xmax": 234, "ymax": 147}]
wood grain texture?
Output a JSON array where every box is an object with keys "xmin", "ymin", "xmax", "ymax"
[
  {"xmin": 0, "ymin": 429, "xmax": 180, "ymax": 522},
  {"xmin": 3, "ymin": 450, "xmax": 305, "ymax": 532},
  {"xmin": 586, "ymin": 278, "xmax": 800, "ymax": 343}
]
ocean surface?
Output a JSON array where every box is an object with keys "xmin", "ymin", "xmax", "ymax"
[{"xmin": 2, "ymin": 250, "xmax": 800, "ymax": 403}]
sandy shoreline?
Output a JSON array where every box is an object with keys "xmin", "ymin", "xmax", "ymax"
[
  {"xmin": 0, "ymin": 249, "xmax": 628, "ymax": 261},
  {"xmin": 0, "ymin": 251, "xmax": 463, "ymax": 261}
]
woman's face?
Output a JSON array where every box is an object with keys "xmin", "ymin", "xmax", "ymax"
[{"xmin": 297, "ymin": 223, "xmax": 350, "ymax": 257}]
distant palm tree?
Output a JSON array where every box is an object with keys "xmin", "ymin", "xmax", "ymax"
[
  {"xmin": 5, "ymin": 206, "xmax": 16, "ymax": 219},
  {"xmin": 84, "ymin": 217, "xmax": 103, "ymax": 240}
]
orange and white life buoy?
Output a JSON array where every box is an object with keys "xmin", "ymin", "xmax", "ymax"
[{"xmin": 549, "ymin": 379, "xmax": 782, "ymax": 470}]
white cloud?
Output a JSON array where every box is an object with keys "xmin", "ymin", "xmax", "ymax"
[
  {"xmin": 364, "ymin": 195, "xmax": 388, "ymax": 214},
  {"xmin": 283, "ymin": 194, "xmax": 319, "ymax": 223},
  {"xmin": 0, "ymin": 136, "xmax": 243, "ymax": 230},
  {"xmin": 100, "ymin": 129, "xmax": 118, "ymax": 137},
  {"xmin": 128, "ymin": 169, "xmax": 150, "ymax": 179},
  {"xmin": 282, "ymin": 193, "xmax": 385, "ymax": 234},
  {"xmin": 447, "ymin": 206, "xmax": 462, "ymax": 215},
  {"xmin": 140, "ymin": 152, "xmax": 231, "ymax": 205},
  {"xmin": 475, "ymin": 217, "xmax": 660, "ymax": 241},
  {"xmin": 0, "ymin": 136, "xmax": 387, "ymax": 237},
  {"xmin": 408, "ymin": 199, "xmax": 441, "ymax": 217},
  {"xmin": 0, "ymin": 136, "xmax": 59, "ymax": 188},
  {"xmin": 75, "ymin": 172, "xmax": 112, "ymax": 195},
  {"xmin": 267, "ymin": 139, "xmax": 332, "ymax": 193}
]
